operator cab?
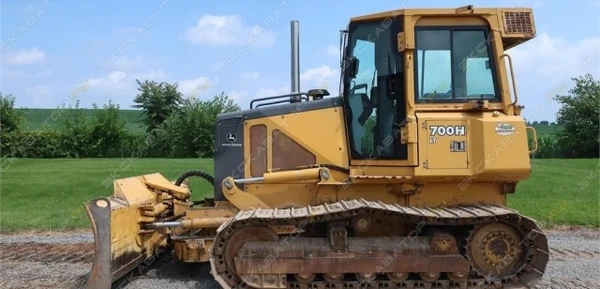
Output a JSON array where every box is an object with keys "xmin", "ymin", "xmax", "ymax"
[{"xmin": 340, "ymin": 6, "xmax": 510, "ymax": 166}]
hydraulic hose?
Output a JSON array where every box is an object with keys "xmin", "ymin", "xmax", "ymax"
[{"xmin": 174, "ymin": 170, "xmax": 214, "ymax": 187}]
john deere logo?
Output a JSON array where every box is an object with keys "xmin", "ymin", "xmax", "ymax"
[
  {"xmin": 227, "ymin": 133, "xmax": 237, "ymax": 142},
  {"xmin": 495, "ymin": 123, "xmax": 515, "ymax": 136}
]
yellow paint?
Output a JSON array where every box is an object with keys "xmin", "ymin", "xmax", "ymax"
[
  {"xmin": 144, "ymin": 174, "xmax": 191, "ymax": 199},
  {"xmin": 243, "ymin": 106, "xmax": 349, "ymax": 178},
  {"xmin": 244, "ymin": 183, "xmax": 316, "ymax": 208},
  {"xmin": 106, "ymin": 174, "xmax": 173, "ymax": 269},
  {"xmin": 263, "ymin": 168, "xmax": 321, "ymax": 183},
  {"xmin": 186, "ymin": 206, "xmax": 239, "ymax": 219},
  {"xmin": 85, "ymin": 6, "xmax": 539, "ymax": 272},
  {"xmin": 113, "ymin": 175, "xmax": 156, "ymax": 204},
  {"xmin": 225, "ymin": 176, "xmax": 506, "ymax": 210},
  {"xmin": 215, "ymin": 6, "xmax": 535, "ymax": 211},
  {"xmin": 423, "ymin": 119, "xmax": 468, "ymax": 170},
  {"xmin": 222, "ymin": 177, "xmax": 270, "ymax": 210}
]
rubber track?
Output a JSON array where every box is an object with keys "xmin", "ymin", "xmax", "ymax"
[{"xmin": 209, "ymin": 199, "xmax": 550, "ymax": 289}]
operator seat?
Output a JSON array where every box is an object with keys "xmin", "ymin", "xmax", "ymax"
[{"xmin": 348, "ymin": 92, "xmax": 373, "ymax": 154}]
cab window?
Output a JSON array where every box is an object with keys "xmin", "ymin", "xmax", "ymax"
[{"xmin": 415, "ymin": 27, "xmax": 499, "ymax": 102}]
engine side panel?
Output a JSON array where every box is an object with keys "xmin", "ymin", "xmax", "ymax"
[{"xmin": 213, "ymin": 97, "xmax": 346, "ymax": 200}]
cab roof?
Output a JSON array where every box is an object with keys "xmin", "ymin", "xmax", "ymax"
[{"xmin": 349, "ymin": 6, "xmax": 533, "ymax": 23}]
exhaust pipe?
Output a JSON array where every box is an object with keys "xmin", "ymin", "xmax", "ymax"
[{"xmin": 290, "ymin": 20, "xmax": 301, "ymax": 102}]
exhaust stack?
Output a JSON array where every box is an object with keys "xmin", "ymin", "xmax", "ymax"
[{"xmin": 290, "ymin": 20, "xmax": 301, "ymax": 102}]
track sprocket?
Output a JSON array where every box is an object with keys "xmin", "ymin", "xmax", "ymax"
[{"xmin": 466, "ymin": 222, "xmax": 527, "ymax": 281}]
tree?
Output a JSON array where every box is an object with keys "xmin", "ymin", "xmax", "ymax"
[
  {"xmin": 54, "ymin": 100, "xmax": 127, "ymax": 157},
  {"xmin": 539, "ymin": 120, "xmax": 549, "ymax": 125},
  {"xmin": 0, "ymin": 93, "xmax": 24, "ymax": 134},
  {"xmin": 88, "ymin": 101, "xmax": 128, "ymax": 157},
  {"xmin": 157, "ymin": 92, "xmax": 241, "ymax": 157},
  {"xmin": 553, "ymin": 74, "xmax": 600, "ymax": 158},
  {"xmin": 1, "ymin": 93, "xmax": 26, "ymax": 157},
  {"xmin": 132, "ymin": 79, "xmax": 184, "ymax": 132}
]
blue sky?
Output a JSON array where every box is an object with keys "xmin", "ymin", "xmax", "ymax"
[{"xmin": 1, "ymin": 0, "xmax": 599, "ymax": 121}]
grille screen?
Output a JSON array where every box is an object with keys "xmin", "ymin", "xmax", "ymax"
[
  {"xmin": 249, "ymin": 125, "xmax": 267, "ymax": 177},
  {"xmin": 503, "ymin": 11, "xmax": 534, "ymax": 35},
  {"xmin": 272, "ymin": 129, "xmax": 316, "ymax": 170}
]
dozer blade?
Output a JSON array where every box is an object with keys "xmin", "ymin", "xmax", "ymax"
[{"xmin": 84, "ymin": 173, "xmax": 177, "ymax": 289}]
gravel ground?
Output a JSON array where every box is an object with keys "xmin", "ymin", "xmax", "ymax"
[{"xmin": 0, "ymin": 228, "xmax": 598, "ymax": 289}]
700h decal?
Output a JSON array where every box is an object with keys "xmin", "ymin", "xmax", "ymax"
[{"xmin": 430, "ymin": 125, "xmax": 466, "ymax": 136}]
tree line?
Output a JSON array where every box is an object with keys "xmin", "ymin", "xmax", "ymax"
[
  {"xmin": 1, "ymin": 74, "xmax": 598, "ymax": 159},
  {"xmin": 0, "ymin": 80, "xmax": 240, "ymax": 158},
  {"xmin": 528, "ymin": 74, "xmax": 599, "ymax": 158}
]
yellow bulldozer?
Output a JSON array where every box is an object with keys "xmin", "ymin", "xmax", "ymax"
[{"xmin": 84, "ymin": 5, "xmax": 548, "ymax": 289}]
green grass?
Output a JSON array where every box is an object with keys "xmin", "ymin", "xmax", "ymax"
[
  {"xmin": 17, "ymin": 108, "xmax": 147, "ymax": 133},
  {"xmin": 509, "ymin": 158, "xmax": 599, "ymax": 227},
  {"xmin": 0, "ymin": 158, "xmax": 213, "ymax": 232},
  {"xmin": 1, "ymin": 158, "xmax": 597, "ymax": 232}
]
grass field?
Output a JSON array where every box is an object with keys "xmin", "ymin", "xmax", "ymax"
[
  {"xmin": 16, "ymin": 108, "xmax": 562, "ymax": 136},
  {"xmin": 1, "ymin": 158, "xmax": 598, "ymax": 232},
  {"xmin": 506, "ymin": 159, "xmax": 599, "ymax": 227},
  {"xmin": 0, "ymin": 159, "xmax": 214, "ymax": 232}
]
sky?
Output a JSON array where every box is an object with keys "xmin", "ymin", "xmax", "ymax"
[{"xmin": 1, "ymin": 0, "xmax": 599, "ymax": 121}]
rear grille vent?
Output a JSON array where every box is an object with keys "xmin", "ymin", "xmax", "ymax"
[{"xmin": 503, "ymin": 11, "xmax": 534, "ymax": 35}]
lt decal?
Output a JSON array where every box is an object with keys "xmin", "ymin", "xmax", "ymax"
[{"xmin": 429, "ymin": 125, "xmax": 466, "ymax": 136}]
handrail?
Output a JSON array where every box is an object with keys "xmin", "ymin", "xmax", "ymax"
[
  {"xmin": 526, "ymin": 126, "xmax": 538, "ymax": 154},
  {"xmin": 250, "ymin": 92, "xmax": 309, "ymax": 109},
  {"xmin": 500, "ymin": 54, "xmax": 519, "ymax": 106},
  {"xmin": 256, "ymin": 99, "xmax": 294, "ymax": 108}
]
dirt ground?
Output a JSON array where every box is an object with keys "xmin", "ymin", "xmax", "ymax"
[{"xmin": 0, "ymin": 228, "xmax": 599, "ymax": 289}]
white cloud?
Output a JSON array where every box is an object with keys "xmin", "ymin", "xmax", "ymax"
[
  {"xmin": 301, "ymin": 65, "xmax": 337, "ymax": 83},
  {"xmin": 112, "ymin": 55, "xmax": 144, "ymax": 71},
  {"xmin": 4, "ymin": 47, "xmax": 46, "ymax": 65},
  {"xmin": 177, "ymin": 77, "xmax": 214, "ymax": 97},
  {"xmin": 184, "ymin": 14, "xmax": 275, "ymax": 48},
  {"xmin": 300, "ymin": 65, "xmax": 338, "ymax": 92},
  {"xmin": 509, "ymin": 32, "xmax": 600, "ymax": 82},
  {"xmin": 241, "ymin": 71, "xmax": 260, "ymax": 81},
  {"xmin": 325, "ymin": 45, "xmax": 339, "ymax": 57},
  {"xmin": 70, "ymin": 70, "xmax": 221, "ymax": 108},
  {"xmin": 86, "ymin": 71, "xmax": 130, "ymax": 89},
  {"xmin": 80, "ymin": 70, "xmax": 170, "ymax": 103},
  {"xmin": 81, "ymin": 70, "xmax": 216, "ymax": 101}
]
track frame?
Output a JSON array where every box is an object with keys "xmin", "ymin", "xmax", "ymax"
[{"xmin": 209, "ymin": 199, "xmax": 549, "ymax": 289}]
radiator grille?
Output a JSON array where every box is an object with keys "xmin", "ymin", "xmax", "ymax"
[{"xmin": 503, "ymin": 11, "xmax": 534, "ymax": 35}]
